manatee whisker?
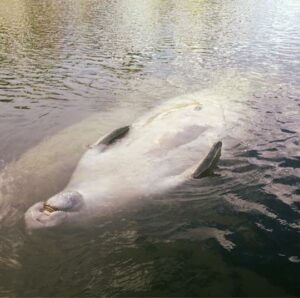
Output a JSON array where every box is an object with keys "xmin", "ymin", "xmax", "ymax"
[{"xmin": 43, "ymin": 203, "xmax": 59, "ymax": 214}]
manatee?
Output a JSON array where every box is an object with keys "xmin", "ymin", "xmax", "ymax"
[{"xmin": 25, "ymin": 93, "xmax": 232, "ymax": 231}]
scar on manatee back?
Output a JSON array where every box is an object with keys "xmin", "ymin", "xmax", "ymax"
[
  {"xmin": 143, "ymin": 102, "xmax": 202, "ymax": 126},
  {"xmin": 147, "ymin": 125, "xmax": 209, "ymax": 156}
]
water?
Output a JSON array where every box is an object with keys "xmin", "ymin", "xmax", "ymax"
[{"xmin": 0, "ymin": 0, "xmax": 299, "ymax": 296}]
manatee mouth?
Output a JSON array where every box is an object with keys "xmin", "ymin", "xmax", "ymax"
[
  {"xmin": 25, "ymin": 190, "xmax": 85, "ymax": 231},
  {"xmin": 24, "ymin": 201, "xmax": 68, "ymax": 231},
  {"xmin": 43, "ymin": 203, "xmax": 60, "ymax": 215},
  {"xmin": 42, "ymin": 190, "xmax": 84, "ymax": 216},
  {"xmin": 42, "ymin": 202, "xmax": 75, "ymax": 216}
]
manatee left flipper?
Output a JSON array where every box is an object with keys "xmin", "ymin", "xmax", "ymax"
[
  {"xmin": 89, "ymin": 126, "xmax": 130, "ymax": 151},
  {"xmin": 97, "ymin": 126, "xmax": 130, "ymax": 146},
  {"xmin": 192, "ymin": 141, "xmax": 222, "ymax": 179}
]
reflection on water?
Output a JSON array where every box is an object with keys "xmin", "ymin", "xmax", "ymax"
[{"xmin": 0, "ymin": 0, "xmax": 299, "ymax": 296}]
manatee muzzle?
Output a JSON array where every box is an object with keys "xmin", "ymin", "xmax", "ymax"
[{"xmin": 42, "ymin": 190, "xmax": 84, "ymax": 215}]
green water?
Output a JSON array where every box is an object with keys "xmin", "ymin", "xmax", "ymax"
[{"xmin": 0, "ymin": 0, "xmax": 299, "ymax": 296}]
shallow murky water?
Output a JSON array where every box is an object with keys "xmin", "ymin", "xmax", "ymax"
[{"xmin": 0, "ymin": 0, "xmax": 299, "ymax": 296}]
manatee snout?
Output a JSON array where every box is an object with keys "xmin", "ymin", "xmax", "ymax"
[
  {"xmin": 45, "ymin": 190, "xmax": 84, "ymax": 213},
  {"xmin": 24, "ymin": 190, "xmax": 84, "ymax": 231}
]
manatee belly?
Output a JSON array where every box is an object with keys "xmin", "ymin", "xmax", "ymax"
[{"xmin": 68, "ymin": 95, "xmax": 226, "ymax": 199}]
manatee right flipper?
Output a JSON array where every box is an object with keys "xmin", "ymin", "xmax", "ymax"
[
  {"xmin": 192, "ymin": 141, "xmax": 222, "ymax": 179},
  {"xmin": 90, "ymin": 126, "xmax": 130, "ymax": 151}
]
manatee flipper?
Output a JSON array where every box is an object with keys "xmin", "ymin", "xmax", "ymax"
[
  {"xmin": 90, "ymin": 126, "xmax": 130, "ymax": 150},
  {"xmin": 97, "ymin": 126, "xmax": 130, "ymax": 146},
  {"xmin": 192, "ymin": 141, "xmax": 222, "ymax": 179}
]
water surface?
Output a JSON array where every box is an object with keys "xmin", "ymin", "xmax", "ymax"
[{"xmin": 0, "ymin": 0, "xmax": 299, "ymax": 296}]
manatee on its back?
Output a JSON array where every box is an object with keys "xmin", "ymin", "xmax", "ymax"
[{"xmin": 24, "ymin": 90, "xmax": 246, "ymax": 231}]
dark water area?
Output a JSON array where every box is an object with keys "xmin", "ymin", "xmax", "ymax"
[{"xmin": 0, "ymin": 0, "xmax": 299, "ymax": 296}]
